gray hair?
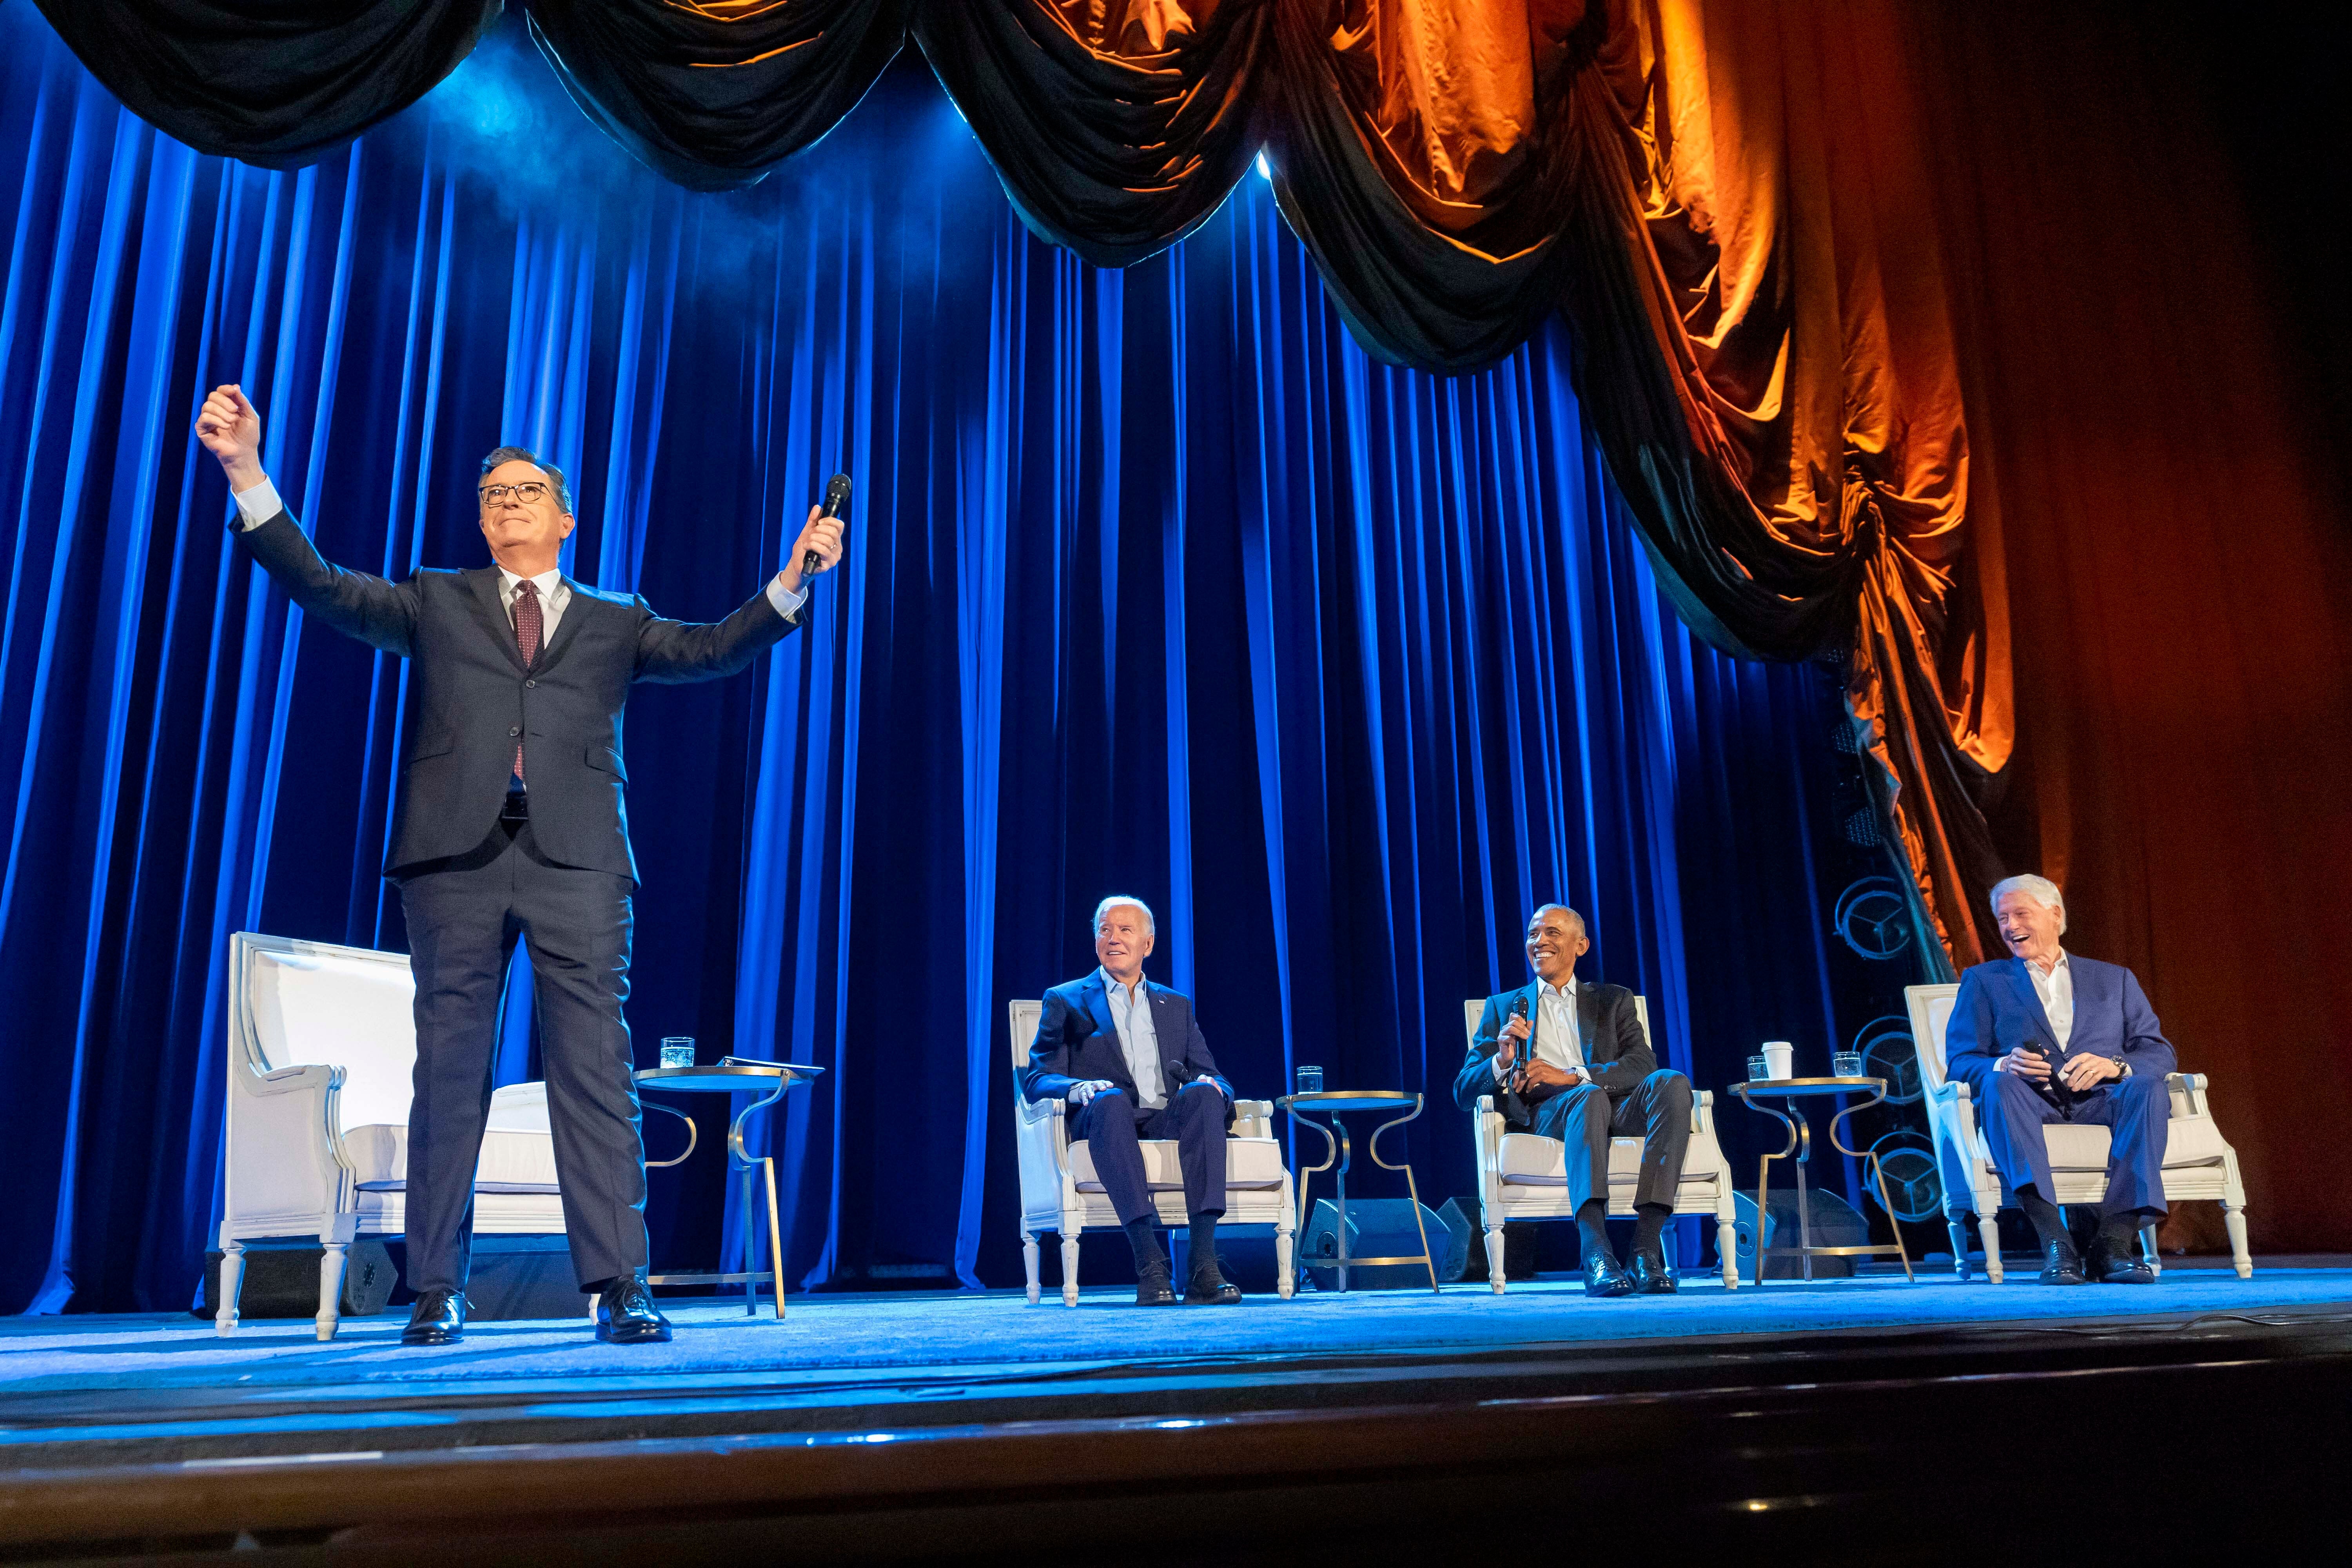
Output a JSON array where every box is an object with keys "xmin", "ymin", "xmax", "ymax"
[
  {"xmin": 1989, "ymin": 874, "xmax": 2067, "ymax": 934},
  {"xmin": 1092, "ymin": 896, "xmax": 1156, "ymax": 939},
  {"xmin": 1528, "ymin": 903, "xmax": 1586, "ymax": 937},
  {"xmin": 479, "ymin": 445, "xmax": 573, "ymax": 514}
]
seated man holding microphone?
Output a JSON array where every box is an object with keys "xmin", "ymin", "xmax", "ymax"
[
  {"xmin": 1454, "ymin": 904, "xmax": 1692, "ymax": 1297},
  {"xmin": 1942, "ymin": 875, "xmax": 2174, "ymax": 1285},
  {"xmin": 1018, "ymin": 897, "xmax": 1243, "ymax": 1306}
]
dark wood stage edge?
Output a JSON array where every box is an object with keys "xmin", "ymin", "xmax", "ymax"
[{"xmin": 3, "ymin": 1299, "xmax": 2348, "ymax": 1564}]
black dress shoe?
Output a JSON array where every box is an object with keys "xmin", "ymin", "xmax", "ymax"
[
  {"xmin": 1631, "ymin": 1249, "xmax": 1679, "ymax": 1295},
  {"xmin": 401, "ymin": 1289, "xmax": 467, "ymax": 1347},
  {"xmin": 2037, "ymin": 1240, "xmax": 2089, "ymax": 1285},
  {"xmin": 1136, "ymin": 1266, "xmax": 1178, "ymax": 1306},
  {"xmin": 2087, "ymin": 1240, "xmax": 2158, "ymax": 1285},
  {"xmin": 1184, "ymin": 1267, "xmax": 1243, "ymax": 1305},
  {"xmin": 594, "ymin": 1271, "xmax": 673, "ymax": 1344},
  {"xmin": 1584, "ymin": 1252, "xmax": 1636, "ymax": 1298}
]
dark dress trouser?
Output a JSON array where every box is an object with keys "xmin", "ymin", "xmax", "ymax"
[
  {"xmin": 1981, "ymin": 1070, "xmax": 2170, "ymax": 1215},
  {"xmin": 397, "ymin": 813, "xmax": 645, "ymax": 1293},
  {"xmin": 1529, "ymin": 1070, "xmax": 1693, "ymax": 1211},
  {"xmin": 1072, "ymin": 1083, "xmax": 1228, "ymax": 1227}
]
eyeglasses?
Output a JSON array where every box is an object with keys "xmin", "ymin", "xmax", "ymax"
[{"xmin": 478, "ymin": 481, "xmax": 552, "ymax": 508}]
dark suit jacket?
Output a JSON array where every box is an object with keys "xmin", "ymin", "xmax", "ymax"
[
  {"xmin": 1453, "ymin": 978, "xmax": 1655, "ymax": 1125},
  {"xmin": 235, "ymin": 508, "xmax": 799, "ymax": 880},
  {"xmin": 1020, "ymin": 974, "xmax": 1234, "ymax": 1117},
  {"xmin": 1942, "ymin": 955, "xmax": 2176, "ymax": 1100}
]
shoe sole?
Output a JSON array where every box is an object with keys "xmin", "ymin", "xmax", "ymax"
[
  {"xmin": 596, "ymin": 1327, "xmax": 673, "ymax": 1343},
  {"xmin": 399, "ymin": 1334, "xmax": 461, "ymax": 1347}
]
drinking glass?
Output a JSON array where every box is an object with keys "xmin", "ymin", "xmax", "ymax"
[
  {"xmin": 1832, "ymin": 1051, "xmax": 1865, "ymax": 1078},
  {"xmin": 1295, "ymin": 1064, "xmax": 1325, "ymax": 1096},
  {"xmin": 1747, "ymin": 1055, "xmax": 1771, "ymax": 1082},
  {"xmin": 659, "ymin": 1037, "xmax": 695, "ymax": 1069}
]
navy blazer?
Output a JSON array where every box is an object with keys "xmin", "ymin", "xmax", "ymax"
[
  {"xmin": 1020, "ymin": 974, "xmax": 1234, "ymax": 1114},
  {"xmin": 1942, "ymin": 955, "xmax": 2176, "ymax": 1099},
  {"xmin": 1452, "ymin": 978, "xmax": 1655, "ymax": 1123}
]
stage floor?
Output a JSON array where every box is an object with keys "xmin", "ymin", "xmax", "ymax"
[{"xmin": 5, "ymin": 1261, "xmax": 2349, "ymax": 1562}]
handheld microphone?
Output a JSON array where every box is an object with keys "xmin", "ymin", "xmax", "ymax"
[
  {"xmin": 1506, "ymin": 995, "xmax": 1530, "ymax": 1085},
  {"xmin": 805, "ymin": 472, "xmax": 850, "ymax": 581}
]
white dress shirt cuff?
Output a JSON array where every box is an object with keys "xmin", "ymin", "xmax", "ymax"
[
  {"xmin": 1493, "ymin": 1054, "xmax": 1512, "ymax": 1082},
  {"xmin": 767, "ymin": 574, "xmax": 809, "ymax": 621},
  {"xmin": 231, "ymin": 477, "xmax": 284, "ymax": 530}
]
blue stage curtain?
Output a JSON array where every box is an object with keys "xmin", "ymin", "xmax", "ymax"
[{"xmin": 0, "ymin": 15, "xmax": 1862, "ymax": 1312}]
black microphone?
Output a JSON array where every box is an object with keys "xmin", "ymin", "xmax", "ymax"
[
  {"xmin": 805, "ymin": 472, "xmax": 850, "ymax": 581},
  {"xmin": 1506, "ymin": 995, "xmax": 1530, "ymax": 1085}
]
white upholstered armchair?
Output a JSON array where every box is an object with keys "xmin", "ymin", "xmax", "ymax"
[
  {"xmin": 1905, "ymin": 982, "xmax": 2252, "ymax": 1283},
  {"xmin": 1009, "ymin": 999, "xmax": 1295, "ymax": 1304},
  {"xmin": 1465, "ymin": 998, "xmax": 1740, "ymax": 1291},
  {"xmin": 216, "ymin": 932, "xmax": 566, "ymax": 1339}
]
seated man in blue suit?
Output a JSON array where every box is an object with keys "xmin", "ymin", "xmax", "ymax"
[
  {"xmin": 1944, "ymin": 875, "xmax": 2174, "ymax": 1285},
  {"xmin": 1453, "ymin": 905, "xmax": 1692, "ymax": 1298},
  {"xmin": 1019, "ymin": 896, "xmax": 1242, "ymax": 1307}
]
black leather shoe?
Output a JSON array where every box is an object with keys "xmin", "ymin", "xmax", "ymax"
[
  {"xmin": 1184, "ymin": 1266, "xmax": 1243, "ymax": 1305},
  {"xmin": 400, "ymin": 1289, "xmax": 467, "ymax": 1347},
  {"xmin": 1584, "ymin": 1252, "xmax": 1636, "ymax": 1298},
  {"xmin": 1136, "ymin": 1266, "xmax": 1178, "ymax": 1306},
  {"xmin": 2037, "ymin": 1240, "xmax": 2089, "ymax": 1285},
  {"xmin": 1631, "ymin": 1249, "xmax": 1678, "ymax": 1295},
  {"xmin": 2087, "ymin": 1240, "xmax": 2158, "ymax": 1285},
  {"xmin": 594, "ymin": 1272, "xmax": 673, "ymax": 1344}
]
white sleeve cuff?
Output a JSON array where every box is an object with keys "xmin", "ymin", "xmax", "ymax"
[
  {"xmin": 1493, "ymin": 1054, "xmax": 1512, "ymax": 1082},
  {"xmin": 231, "ymin": 477, "xmax": 284, "ymax": 530},
  {"xmin": 767, "ymin": 573, "xmax": 809, "ymax": 620}
]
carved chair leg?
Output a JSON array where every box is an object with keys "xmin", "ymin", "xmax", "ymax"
[
  {"xmin": 315, "ymin": 1240, "xmax": 349, "ymax": 1342},
  {"xmin": 1948, "ymin": 1217, "xmax": 1971, "ymax": 1279},
  {"xmin": 1978, "ymin": 1214, "xmax": 2005, "ymax": 1283},
  {"xmin": 2224, "ymin": 1204, "xmax": 2253, "ymax": 1278},
  {"xmin": 1717, "ymin": 1217, "xmax": 1739, "ymax": 1289},
  {"xmin": 1022, "ymin": 1229, "xmax": 1042, "ymax": 1305},
  {"xmin": 1484, "ymin": 1226, "xmax": 1507, "ymax": 1294},
  {"xmin": 215, "ymin": 1240, "xmax": 246, "ymax": 1337},
  {"xmin": 1060, "ymin": 1232, "xmax": 1081, "ymax": 1307},
  {"xmin": 1276, "ymin": 1225, "xmax": 1296, "ymax": 1299}
]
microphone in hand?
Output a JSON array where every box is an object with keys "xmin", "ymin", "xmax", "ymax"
[{"xmin": 804, "ymin": 472, "xmax": 850, "ymax": 581}]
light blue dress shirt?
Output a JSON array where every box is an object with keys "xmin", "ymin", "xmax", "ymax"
[{"xmin": 1100, "ymin": 967, "xmax": 1166, "ymax": 1110}]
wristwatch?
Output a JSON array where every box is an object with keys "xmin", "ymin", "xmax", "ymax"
[{"xmin": 2110, "ymin": 1057, "xmax": 2130, "ymax": 1079}]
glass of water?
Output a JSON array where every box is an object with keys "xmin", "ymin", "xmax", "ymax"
[
  {"xmin": 1747, "ymin": 1054, "xmax": 1771, "ymax": 1082},
  {"xmin": 1832, "ymin": 1051, "xmax": 1865, "ymax": 1078},
  {"xmin": 659, "ymin": 1037, "xmax": 695, "ymax": 1069},
  {"xmin": 1295, "ymin": 1064, "xmax": 1325, "ymax": 1096}
]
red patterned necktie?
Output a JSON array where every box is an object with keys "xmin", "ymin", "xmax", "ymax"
[{"xmin": 511, "ymin": 579, "xmax": 542, "ymax": 780}]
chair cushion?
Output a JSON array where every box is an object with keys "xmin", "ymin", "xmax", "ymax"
[
  {"xmin": 345, "ymin": 1123, "xmax": 561, "ymax": 1194},
  {"xmin": 2043, "ymin": 1123, "xmax": 2112, "ymax": 1172},
  {"xmin": 1497, "ymin": 1132, "xmax": 1645, "ymax": 1185},
  {"xmin": 1071, "ymin": 1137, "xmax": 1287, "ymax": 1193}
]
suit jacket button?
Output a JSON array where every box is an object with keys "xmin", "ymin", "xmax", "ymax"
[
  {"xmin": 508, "ymin": 725, "xmax": 521, "ymax": 737},
  {"xmin": 525, "ymin": 679, "xmax": 536, "ymax": 688}
]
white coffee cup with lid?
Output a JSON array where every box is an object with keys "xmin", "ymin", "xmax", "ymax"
[{"xmin": 1761, "ymin": 1040, "xmax": 1794, "ymax": 1080}]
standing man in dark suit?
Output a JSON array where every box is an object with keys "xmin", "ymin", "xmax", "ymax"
[
  {"xmin": 1942, "ymin": 874, "xmax": 2173, "ymax": 1286},
  {"xmin": 1454, "ymin": 905, "xmax": 1691, "ymax": 1297},
  {"xmin": 1019, "ymin": 897, "xmax": 1242, "ymax": 1306},
  {"xmin": 192, "ymin": 384, "xmax": 845, "ymax": 1347}
]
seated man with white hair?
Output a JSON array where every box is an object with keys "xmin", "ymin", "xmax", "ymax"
[
  {"xmin": 1943, "ymin": 874, "xmax": 2175, "ymax": 1285},
  {"xmin": 1019, "ymin": 896, "xmax": 1243, "ymax": 1306}
]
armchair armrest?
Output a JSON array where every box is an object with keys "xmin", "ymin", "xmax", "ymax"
[
  {"xmin": 245, "ymin": 1062, "xmax": 341, "ymax": 1098},
  {"xmin": 1930, "ymin": 1079, "xmax": 1970, "ymax": 1105},
  {"xmin": 1018, "ymin": 1093, "xmax": 1067, "ymax": 1127},
  {"xmin": 1232, "ymin": 1098, "xmax": 1274, "ymax": 1138}
]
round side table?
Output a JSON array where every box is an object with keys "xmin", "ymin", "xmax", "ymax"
[
  {"xmin": 636, "ymin": 1061, "xmax": 824, "ymax": 1318},
  {"xmin": 1728, "ymin": 1076, "xmax": 1915, "ymax": 1285},
  {"xmin": 1276, "ymin": 1091, "xmax": 1440, "ymax": 1294}
]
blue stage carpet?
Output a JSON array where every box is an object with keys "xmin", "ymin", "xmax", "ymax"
[{"xmin": 4, "ymin": 1261, "xmax": 2345, "ymax": 1405}]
